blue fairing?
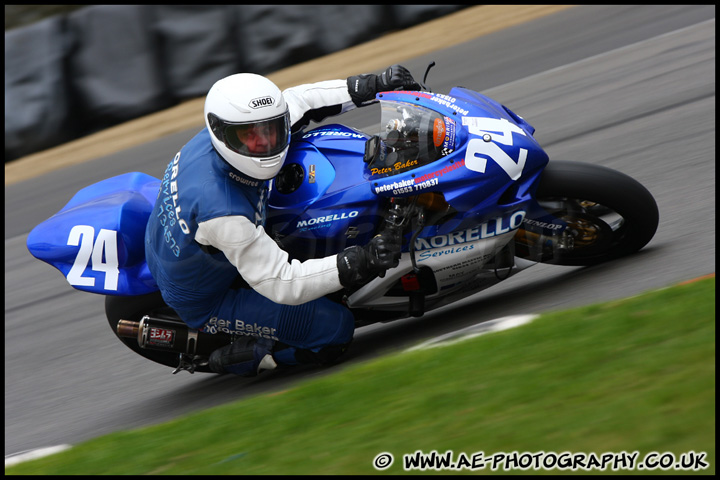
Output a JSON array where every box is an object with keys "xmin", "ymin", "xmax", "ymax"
[
  {"xmin": 368, "ymin": 89, "xmax": 548, "ymax": 216},
  {"xmin": 267, "ymin": 125, "xmax": 383, "ymax": 260},
  {"xmin": 267, "ymin": 89, "xmax": 553, "ymax": 259},
  {"xmin": 27, "ymin": 172, "xmax": 160, "ymax": 295}
]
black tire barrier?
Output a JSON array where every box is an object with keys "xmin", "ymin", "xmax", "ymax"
[{"xmin": 5, "ymin": 5, "xmax": 468, "ymax": 163}]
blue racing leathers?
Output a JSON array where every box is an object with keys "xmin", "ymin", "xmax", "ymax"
[{"xmin": 145, "ymin": 79, "xmax": 358, "ymax": 368}]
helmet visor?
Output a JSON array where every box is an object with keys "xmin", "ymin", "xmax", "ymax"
[{"xmin": 208, "ymin": 112, "xmax": 290, "ymax": 159}]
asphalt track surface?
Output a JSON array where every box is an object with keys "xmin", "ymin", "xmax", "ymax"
[{"xmin": 5, "ymin": 5, "xmax": 715, "ymax": 457}]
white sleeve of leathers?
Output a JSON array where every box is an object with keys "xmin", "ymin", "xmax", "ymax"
[
  {"xmin": 195, "ymin": 216, "xmax": 343, "ymax": 305},
  {"xmin": 282, "ymin": 79, "xmax": 356, "ymax": 126}
]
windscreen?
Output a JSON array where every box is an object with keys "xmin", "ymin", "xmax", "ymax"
[{"xmin": 366, "ymin": 101, "xmax": 456, "ymax": 178}]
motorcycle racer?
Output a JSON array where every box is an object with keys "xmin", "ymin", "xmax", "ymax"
[{"xmin": 144, "ymin": 65, "xmax": 421, "ymax": 376}]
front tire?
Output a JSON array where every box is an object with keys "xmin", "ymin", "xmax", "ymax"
[{"xmin": 518, "ymin": 161, "xmax": 658, "ymax": 266}]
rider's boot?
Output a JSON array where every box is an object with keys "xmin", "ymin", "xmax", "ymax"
[{"xmin": 208, "ymin": 336, "xmax": 277, "ymax": 376}]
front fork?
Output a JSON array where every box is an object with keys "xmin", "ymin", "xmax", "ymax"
[{"xmin": 382, "ymin": 193, "xmax": 454, "ymax": 272}]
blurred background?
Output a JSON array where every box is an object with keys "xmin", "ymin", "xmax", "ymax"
[
  {"xmin": 4, "ymin": 4, "xmax": 468, "ymax": 163},
  {"xmin": 5, "ymin": 4, "xmax": 86, "ymax": 30}
]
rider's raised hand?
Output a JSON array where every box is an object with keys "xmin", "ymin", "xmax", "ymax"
[
  {"xmin": 347, "ymin": 64, "xmax": 420, "ymax": 107},
  {"xmin": 377, "ymin": 65, "xmax": 421, "ymax": 93}
]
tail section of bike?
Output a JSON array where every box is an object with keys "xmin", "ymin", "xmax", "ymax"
[{"xmin": 26, "ymin": 171, "xmax": 161, "ymax": 296}]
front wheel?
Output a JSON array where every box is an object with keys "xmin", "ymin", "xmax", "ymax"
[{"xmin": 516, "ymin": 161, "xmax": 659, "ymax": 266}]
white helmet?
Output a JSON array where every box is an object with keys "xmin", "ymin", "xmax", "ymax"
[{"xmin": 204, "ymin": 73, "xmax": 291, "ymax": 180}]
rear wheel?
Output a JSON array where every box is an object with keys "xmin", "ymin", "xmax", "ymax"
[{"xmin": 516, "ymin": 161, "xmax": 658, "ymax": 266}]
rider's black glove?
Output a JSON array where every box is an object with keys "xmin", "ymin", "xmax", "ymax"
[
  {"xmin": 347, "ymin": 64, "xmax": 421, "ymax": 107},
  {"xmin": 337, "ymin": 231, "xmax": 402, "ymax": 288}
]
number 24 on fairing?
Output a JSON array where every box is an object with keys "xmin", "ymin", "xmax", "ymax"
[
  {"xmin": 463, "ymin": 116, "xmax": 527, "ymax": 181},
  {"xmin": 66, "ymin": 225, "xmax": 119, "ymax": 291}
]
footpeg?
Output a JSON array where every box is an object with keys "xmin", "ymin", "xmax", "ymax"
[{"xmin": 172, "ymin": 353, "xmax": 208, "ymax": 374}]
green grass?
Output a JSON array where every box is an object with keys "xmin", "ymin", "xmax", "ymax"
[{"xmin": 6, "ymin": 277, "xmax": 715, "ymax": 475}]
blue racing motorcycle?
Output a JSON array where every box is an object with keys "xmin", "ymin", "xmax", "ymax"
[{"xmin": 27, "ymin": 69, "xmax": 659, "ymax": 373}]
